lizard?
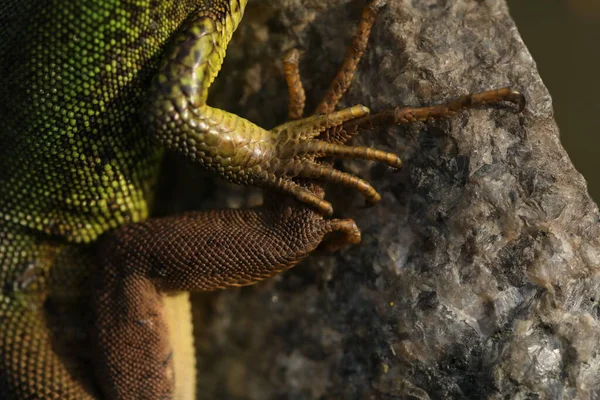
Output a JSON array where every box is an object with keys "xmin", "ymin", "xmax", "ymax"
[{"xmin": 0, "ymin": 0, "xmax": 525, "ymax": 398}]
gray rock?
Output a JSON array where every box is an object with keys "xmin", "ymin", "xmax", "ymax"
[{"xmin": 163, "ymin": 1, "xmax": 600, "ymax": 399}]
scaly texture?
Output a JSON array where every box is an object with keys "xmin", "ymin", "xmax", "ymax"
[
  {"xmin": 93, "ymin": 202, "xmax": 353, "ymax": 398},
  {"xmin": 0, "ymin": 0, "xmax": 397, "ymax": 398}
]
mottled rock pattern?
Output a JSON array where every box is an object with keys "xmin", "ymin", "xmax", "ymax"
[{"xmin": 158, "ymin": 1, "xmax": 600, "ymax": 399}]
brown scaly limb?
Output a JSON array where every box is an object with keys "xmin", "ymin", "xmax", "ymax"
[{"xmin": 93, "ymin": 1, "xmax": 526, "ymax": 399}]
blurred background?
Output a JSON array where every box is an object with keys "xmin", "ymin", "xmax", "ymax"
[{"xmin": 507, "ymin": 0, "xmax": 600, "ymax": 202}]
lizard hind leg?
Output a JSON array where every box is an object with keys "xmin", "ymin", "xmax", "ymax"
[
  {"xmin": 93, "ymin": 202, "xmax": 359, "ymax": 399},
  {"xmin": 92, "ymin": 3, "xmax": 392, "ymax": 398}
]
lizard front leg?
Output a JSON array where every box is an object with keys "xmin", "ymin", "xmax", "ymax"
[{"xmin": 144, "ymin": 2, "xmax": 402, "ymax": 217}]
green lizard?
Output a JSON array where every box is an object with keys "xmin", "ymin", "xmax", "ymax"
[{"xmin": 0, "ymin": 0, "xmax": 524, "ymax": 398}]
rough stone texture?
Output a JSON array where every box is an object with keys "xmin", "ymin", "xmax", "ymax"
[{"xmin": 158, "ymin": 1, "xmax": 600, "ymax": 399}]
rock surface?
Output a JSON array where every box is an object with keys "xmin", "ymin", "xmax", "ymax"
[{"xmin": 160, "ymin": 1, "xmax": 600, "ymax": 398}]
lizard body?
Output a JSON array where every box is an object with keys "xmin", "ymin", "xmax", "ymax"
[
  {"xmin": 0, "ymin": 0, "xmax": 524, "ymax": 398},
  {"xmin": 0, "ymin": 1, "xmax": 390, "ymax": 397},
  {"xmin": 0, "ymin": 1, "xmax": 208, "ymax": 397}
]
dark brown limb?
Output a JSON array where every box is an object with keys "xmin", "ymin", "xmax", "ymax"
[{"xmin": 93, "ymin": 202, "xmax": 357, "ymax": 399}]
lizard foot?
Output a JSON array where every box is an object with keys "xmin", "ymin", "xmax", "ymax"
[{"xmin": 262, "ymin": 105, "xmax": 402, "ymax": 215}]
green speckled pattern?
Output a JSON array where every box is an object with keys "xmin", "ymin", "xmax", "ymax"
[
  {"xmin": 0, "ymin": 0, "xmax": 201, "ymax": 397},
  {"xmin": 0, "ymin": 0, "xmax": 202, "ymax": 243}
]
